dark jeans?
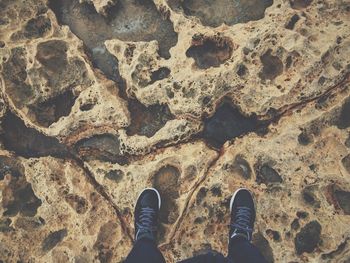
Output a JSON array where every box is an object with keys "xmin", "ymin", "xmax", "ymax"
[{"xmin": 124, "ymin": 237, "xmax": 268, "ymax": 263}]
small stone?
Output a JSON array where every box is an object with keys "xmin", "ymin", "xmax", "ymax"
[{"xmin": 295, "ymin": 221, "xmax": 321, "ymax": 255}]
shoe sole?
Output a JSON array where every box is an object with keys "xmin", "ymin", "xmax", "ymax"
[
  {"xmin": 229, "ymin": 188, "xmax": 255, "ymax": 212},
  {"xmin": 137, "ymin": 187, "xmax": 161, "ymax": 209}
]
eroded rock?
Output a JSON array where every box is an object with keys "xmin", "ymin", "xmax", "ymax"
[{"xmin": 1, "ymin": 0, "xmax": 350, "ymax": 261}]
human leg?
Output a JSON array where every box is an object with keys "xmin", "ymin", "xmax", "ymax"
[
  {"xmin": 178, "ymin": 252, "xmax": 226, "ymax": 263},
  {"xmin": 227, "ymin": 188, "xmax": 267, "ymax": 263},
  {"xmin": 228, "ymin": 236, "xmax": 267, "ymax": 263},
  {"xmin": 124, "ymin": 238, "xmax": 165, "ymax": 263},
  {"xmin": 124, "ymin": 188, "xmax": 166, "ymax": 263}
]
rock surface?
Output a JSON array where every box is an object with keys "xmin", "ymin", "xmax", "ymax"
[{"xmin": 0, "ymin": 0, "xmax": 349, "ymax": 262}]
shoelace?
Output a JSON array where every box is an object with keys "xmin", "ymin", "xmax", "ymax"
[
  {"xmin": 136, "ymin": 207, "xmax": 157, "ymax": 237},
  {"xmin": 231, "ymin": 206, "xmax": 253, "ymax": 241}
]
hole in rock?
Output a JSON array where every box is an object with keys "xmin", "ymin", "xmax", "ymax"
[
  {"xmin": 1, "ymin": 113, "xmax": 69, "ymax": 158},
  {"xmin": 0, "ymin": 156, "xmax": 42, "ymax": 218},
  {"xmin": 285, "ymin": 14, "xmax": 300, "ymax": 30},
  {"xmin": 65, "ymin": 194, "xmax": 89, "ymax": 214},
  {"xmin": 291, "ymin": 219, "xmax": 300, "ymax": 230},
  {"xmin": 2, "ymin": 47, "xmax": 35, "ymax": 109},
  {"xmin": 3, "ymin": 183, "xmax": 42, "ymax": 217},
  {"xmin": 104, "ymin": 169, "xmax": 124, "ymax": 183},
  {"xmin": 74, "ymin": 134, "xmax": 128, "ymax": 164},
  {"xmin": 28, "ymin": 90, "xmax": 77, "ymax": 127},
  {"xmin": 334, "ymin": 189, "xmax": 350, "ymax": 215},
  {"xmin": 36, "ymin": 40, "xmax": 68, "ymax": 71},
  {"xmin": 256, "ymin": 164, "xmax": 283, "ymax": 185},
  {"xmin": 259, "ymin": 49, "xmax": 283, "ymax": 81},
  {"xmin": 42, "ymin": 229, "xmax": 68, "ymax": 252},
  {"xmin": 149, "ymin": 67, "xmax": 171, "ymax": 85},
  {"xmin": 2, "ymin": 44, "xmax": 88, "ymax": 128},
  {"xmin": 202, "ymin": 101, "xmax": 268, "ymax": 148},
  {"xmin": 302, "ymin": 185, "xmax": 321, "ymax": 208},
  {"xmin": 342, "ymin": 154, "xmax": 350, "ymax": 173},
  {"xmin": 295, "ymin": 220, "xmax": 321, "ymax": 255},
  {"xmin": 126, "ymin": 100, "xmax": 174, "ymax": 138},
  {"xmin": 48, "ymin": 0, "xmax": 178, "ymax": 81},
  {"xmin": 236, "ymin": 64, "xmax": 248, "ymax": 77},
  {"xmin": 336, "ymin": 99, "xmax": 350, "ymax": 129},
  {"xmin": 231, "ymin": 155, "xmax": 252, "ymax": 180},
  {"xmin": 23, "ymin": 15, "xmax": 52, "ymax": 39},
  {"xmin": 266, "ymin": 229, "xmax": 281, "ymax": 242},
  {"xmin": 169, "ymin": 0, "xmax": 273, "ymax": 27},
  {"xmin": 0, "ymin": 218, "xmax": 14, "ymax": 232},
  {"xmin": 0, "ymin": 156, "xmax": 24, "ymax": 180},
  {"xmin": 14, "ymin": 217, "xmax": 44, "ymax": 231},
  {"xmin": 35, "ymin": 40, "xmax": 90, "ymax": 95},
  {"xmin": 296, "ymin": 211, "xmax": 308, "ymax": 219},
  {"xmin": 298, "ymin": 131, "xmax": 312, "ymax": 145},
  {"xmin": 186, "ymin": 36, "xmax": 233, "ymax": 69},
  {"xmin": 289, "ymin": 0, "xmax": 312, "ymax": 9},
  {"xmin": 153, "ymin": 165, "xmax": 181, "ymax": 224}
]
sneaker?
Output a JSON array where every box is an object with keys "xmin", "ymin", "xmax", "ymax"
[
  {"xmin": 229, "ymin": 188, "xmax": 256, "ymax": 242},
  {"xmin": 134, "ymin": 188, "xmax": 161, "ymax": 242}
]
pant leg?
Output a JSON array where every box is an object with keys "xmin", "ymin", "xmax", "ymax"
[
  {"xmin": 178, "ymin": 252, "xmax": 226, "ymax": 263},
  {"xmin": 124, "ymin": 238, "xmax": 166, "ymax": 263},
  {"xmin": 228, "ymin": 237, "xmax": 268, "ymax": 263}
]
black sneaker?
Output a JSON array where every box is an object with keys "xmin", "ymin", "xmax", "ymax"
[
  {"xmin": 134, "ymin": 188, "xmax": 161, "ymax": 242},
  {"xmin": 229, "ymin": 188, "xmax": 256, "ymax": 242}
]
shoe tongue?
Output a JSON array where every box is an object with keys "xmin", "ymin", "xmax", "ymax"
[{"xmin": 137, "ymin": 230, "xmax": 155, "ymax": 242}]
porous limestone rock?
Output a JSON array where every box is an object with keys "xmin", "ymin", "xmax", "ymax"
[{"xmin": 0, "ymin": 0, "xmax": 349, "ymax": 262}]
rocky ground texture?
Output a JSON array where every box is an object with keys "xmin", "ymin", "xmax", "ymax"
[{"xmin": 0, "ymin": 0, "xmax": 350, "ymax": 262}]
